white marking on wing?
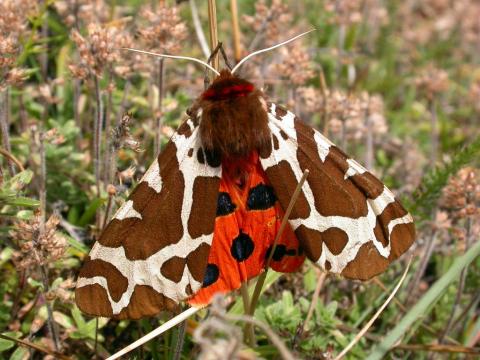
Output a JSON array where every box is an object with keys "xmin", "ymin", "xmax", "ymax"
[
  {"xmin": 313, "ymin": 131, "xmax": 332, "ymax": 162},
  {"xmin": 344, "ymin": 158, "xmax": 366, "ymax": 179},
  {"xmin": 388, "ymin": 213, "xmax": 413, "ymax": 236},
  {"xmin": 141, "ymin": 160, "xmax": 162, "ymax": 193},
  {"xmin": 114, "ymin": 200, "xmax": 142, "ymax": 220}
]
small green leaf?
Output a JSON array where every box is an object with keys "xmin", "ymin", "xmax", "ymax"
[
  {"xmin": 7, "ymin": 197, "xmax": 40, "ymax": 207},
  {"xmin": 9, "ymin": 346, "xmax": 29, "ymax": 360},
  {"xmin": 71, "ymin": 305, "xmax": 86, "ymax": 330},
  {"xmin": 78, "ymin": 198, "xmax": 105, "ymax": 227},
  {"xmin": 0, "ymin": 332, "xmax": 21, "ymax": 352}
]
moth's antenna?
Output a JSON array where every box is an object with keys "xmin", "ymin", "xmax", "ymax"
[
  {"xmin": 231, "ymin": 29, "xmax": 316, "ymax": 75},
  {"xmin": 122, "ymin": 48, "xmax": 221, "ymax": 76}
]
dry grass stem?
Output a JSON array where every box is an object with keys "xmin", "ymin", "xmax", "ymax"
[
  {"xmin": 189, "ymin": 0, "xmax": 210, "ymax": 58},
  {"xmin": 294, "ymin": 269, "xmax": 327, "ymax": 349},
  {"xmin": 0, "ymin": 147, "xmax": 25, "ymax": 171},
  {"xmin": 106, "ymin": 307, "xmax": 201, "ymax": 360},
  {"xmin": 207, "ymin": 0, "xmax": 219, "ymax": 71},
  {"xmin": 0, "ymin": 88, "xmax": 15, "ymax": 175},
  {"xmin": 230, "ymin": 0, "xmax": 242, "ymax": 62},
  {"xmin": 0, "ymin": 333, "xmax": 71, "ymax": 360}
]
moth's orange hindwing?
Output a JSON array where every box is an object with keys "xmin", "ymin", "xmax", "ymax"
[
  {"xmin": 188, "ymin": 153, "xmax": 305, "ymax": 306},
  {"xmin": 260, "ymin": 103, "xmax": 415, "ymax": 280},
  {"xmin": 75, "ymin": 119, "xmax": 222, "ymax": 319}
]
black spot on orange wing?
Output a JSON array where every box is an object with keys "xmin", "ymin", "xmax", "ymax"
[
  {"xmin": 203, "ymin": 263, "xmax": 219, "ymax": 287},
  {"xmin": 247, "ymin": 184, "xmax": 277, "ymax": 210},
  {"xmin": 266, "ymin": 244, "xmax": 287, "ymax": 261},
  {"xmin": 231, "ymin": 231, "xmax": 255, "ymax": 261},
  {"xmin": 217, "ymin": 192, "xmax": 236, "ymax": 216}
]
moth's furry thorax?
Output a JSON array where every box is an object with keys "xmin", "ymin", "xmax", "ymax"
[{"xmin": 191, "ymin": 69, "xmax": 270, "ymax": 157}]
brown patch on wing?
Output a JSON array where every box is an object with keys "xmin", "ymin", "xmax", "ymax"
[
  {"xmin": 265, "ymin": 160, "xmax": 310, "ymax": 219},
  {"xmin": 295, "ymin": 225, "xmax": 323, "ymax": 262},
  {"xmin": 389, "ymin": 222, "xmax": 415, "ymax": 260},
  {"xmin": 116, "ymin": 285, "xmax": 178, "ymax": 319},
  {"xmin": 350, "ymin": 172, "xmax": 385, "ymax": 199},
  {"xmin": 294, "ymin": 120, "xmax": 368, "ymax": 218},
  {"xmin": 161, "ymin": 256, "xmax": 186, "ymax": 283},
  {"xmin": 373, "ymin": 201, "xmax": 409, "ymax": 247},
  {"xmin": 322, "ymin": 227, "xmax": 349, "ymax": 255},
  {"xmin": 98, "ymin": 141, "xmax": 185, "ymax": 260},
  {"xmin": 188, "ymin": 176, "xmax": 221, "ymax": 239},
  {"xmin": 177, "ymin": 120, "xmax": 193, "ymax": 138},
  {"xmin": 78, "ymin": 259, "xmax": 128, "ymax": 302},
  {"xmin": 187, "ymin": 242, "xmax": 211, "ymax": 283},
  {"xmin": 341, "ymin": 242, "xmax": 390, "ymax": 280},
  {"xmin": 279, "ymin": 130, "xmax": 289, "ymax": 140},
  {"xmin": 272, "ymin": 134, "xmax": 279, "ymax": 150},
  {"xmin": 75, "ymin": 284, "xmax": 113, "ymax": 317}
]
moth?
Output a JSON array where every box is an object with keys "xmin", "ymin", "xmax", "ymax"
[{"xmin": 75, "ymin": 36, "xmax": 415, "ymax": 320}]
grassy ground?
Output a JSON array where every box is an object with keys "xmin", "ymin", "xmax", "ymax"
[{"xmin": 0, "ymin": 0, "xmax": 479, "ymax": 359}]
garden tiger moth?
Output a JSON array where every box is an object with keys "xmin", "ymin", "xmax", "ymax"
[{"xmin": 75, "ymin": 36, "xmax": 415, "ymax": 320}]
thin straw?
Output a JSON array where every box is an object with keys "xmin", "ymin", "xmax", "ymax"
[{"xmin": 106, "ymin": 306, "xmax": 201, "ymax": 360}]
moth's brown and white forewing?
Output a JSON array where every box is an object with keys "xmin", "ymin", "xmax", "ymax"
[
  {"xmin": 76, "ymin": 119, "xmax": 222, "ymax": 319},
  {"xmin": 260, "ymin": 103, "xmax": 415, "ymax": 280}
]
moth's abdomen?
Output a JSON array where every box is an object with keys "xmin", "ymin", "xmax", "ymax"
[{"xmin": 188, "ymin": 152, "xmax": 305, "ymax": 306}]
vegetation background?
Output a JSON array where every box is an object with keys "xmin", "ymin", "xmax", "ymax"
[{"xmin": 1, "ymin": 0, "xmax": 479, "ymax": 359}]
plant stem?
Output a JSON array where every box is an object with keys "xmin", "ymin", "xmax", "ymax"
[
  {"xmin": 438, "ymin": 217, "xmax": 472, "ymax": 342},
  {"xmin": 230, "ymin": 0, "xmax": 242, "ymax": 62},
  {"xmin": 173, "ymin": 320, "xmax": 186, "ymax": 360},
  {"xmin": 406, "ymin": 225, "xmax": 437, "ymax": 305},
  {"xmin": 364, "ymin": 100, "xmax": 374, "ymax": 170},
  {"xmin": 293, "ymin": 269, "xmax": 326, "ymax": 349},
  {"xmin": 41, "ymin": 264, "xmax": 60, "ymax": 352},
  {"xmin": 39, "ymin": 131, "xmax": 47, "ymax": 226},
  {"xmin": 154, "ymin": 58, "xmax": 165, "ymax": 154},
  {"xmin": 73, "ymin": 79, "xmax": 82, "ymax": 135},
  {"xmin": 189, "ymin": 0, "xmax": 210, "ymax": 58},
  {"xmin": 0, "ymin": 88, "xmax": 15, "ymax": 176},
  {"xmin": 207, "ymin": 0, "xmax": 219, "ymax": 71},
  {"xmin": 103, "ymin": 73, "xmax": 113, "ymax": 185},
  {"xmin": 93, "ymin": 76, "xmax": 103, "ymax": 197},
  {"xmin": 0, "ymin": 148, "xmax": 25, "ymax": 171},
  {"xmin": 430, "ymin": 98, "xmax": 439, "ymax": 165}
]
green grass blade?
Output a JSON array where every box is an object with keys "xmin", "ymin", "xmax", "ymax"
[{"xmin": 367, "ymin": 239, "xmax": 480, "ymax": 360}]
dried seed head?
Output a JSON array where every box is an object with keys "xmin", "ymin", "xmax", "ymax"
[
  {"xmin": 11, "ymin": 212, "xmax": 67, "ymax": 269},
  {"xmin": 71, "ymin": 24, "xmax": 121, "ymax": 77},
  {"xmin": 243, "ymin": 0, "xmax": 293, "ymax": 46},
  {"xmin": 138, "ymin": 3, "xmax": 187, "ymax": 55},
  {"xmin": 441, "ymin": 167, "xmax": 480, "ymax": 221},
  {"xmin": 415, "ymin": 65, "xmax": 449, "ymax": 100}
]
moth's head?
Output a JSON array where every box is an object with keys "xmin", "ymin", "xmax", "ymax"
[{"xmin": 201, "ymin": 69, "xmax": 257, "ymax": 102}]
